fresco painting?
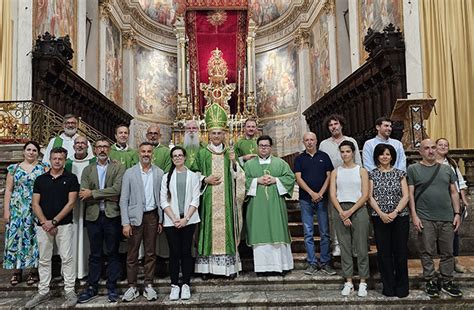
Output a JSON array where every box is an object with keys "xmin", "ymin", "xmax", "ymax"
[
  {"xmin": 104, "ymin": 18, "xmax": 123, "ymax": 106},
  {"xmin": 255, "ymin": 44, "xmax": 298, "ymax": 118},
  {"xmin": 310, "ymin": 13, "xmax": 331, "ymax": 101},
  {"xmin": 138, "ymin": 0, "xmax": 177, "ymax": 26},
  {"xmin": 135, "ymin": 46, "xmax": 178, "ymax": 121},
  {"xmin": 249, "ymin": 0, "xmax": 291, "ymax": 26}
]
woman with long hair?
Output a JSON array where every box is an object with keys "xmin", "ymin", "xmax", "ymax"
[
  {"xmin": 3, "ymin": 141, "xmax": 48, "ymax": 286},
  {"xmin": 369, "ymin": 143, "xmax": 410, "ymax": 297},
  {"xmin": 329, "ymin": 140, "xmax": 370, "ymax": 297},
  {"xmin": 160, "ymin": 146, "xmax": 201, "ymax": 300},
  {"xmin": 436, "ymin": 138, "xmax": 469, "ymax": 273}
]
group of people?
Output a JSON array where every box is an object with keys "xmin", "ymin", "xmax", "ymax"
[
  {"xmin": 2, "ymin": 110, "xmax": 468, "ymax": 308},
  {"xmin": 294, "ymin": 114, "xmax": 466, "ymax": 299}
]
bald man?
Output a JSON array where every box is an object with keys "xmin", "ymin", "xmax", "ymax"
[
  {"xmin": 294, "ymin": 132, "xmax": 336, "ymax": 276},
  {"xmin": 407, "ymin": 139, "xmax": 462, "ymax": 298},
  {"xmin": 146, "ymin": 125, "xmax": 171, "ymax": 172}
]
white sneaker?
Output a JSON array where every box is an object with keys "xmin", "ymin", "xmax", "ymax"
[
  {"xmin": 122, "ymin": 286, "xmax": 139, "ymax": 302},
  {"xmin": 332, "ymin": 245, "xmax": 341, "ymax": 256},
  {"xmin": 341, "ymin": 282, "xmax": 354, "ymax": 296},
  {"xmin": 181, "ymin": 284, "xmax": 191, "ymax": 300},
  {"xmin": 358, "ymin": 282, "xmax": 368, "ymax": 297},
  {"xmin": 169, "ymin": 285, "xmax": 180, "ymax": 301},
  {"xmin": 143, "ymin": 284, "xmax": 158, "ymax": 301}
]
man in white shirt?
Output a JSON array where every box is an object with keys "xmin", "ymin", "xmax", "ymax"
[{"xmin": 362, "ymin": 117, "xmax": 406, "ymax": 172}]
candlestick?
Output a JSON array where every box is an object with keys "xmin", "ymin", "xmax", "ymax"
[
  {"xmin": 186, "ymin": 67, "xmax": 190, "ymax": 96},
  {"xmin": 237, "ymin": 70, "xmax": 241, "ymax": 95},
  {"xmin": 243, "ymin": 68, "xmax": 247, "ymax": 95}
]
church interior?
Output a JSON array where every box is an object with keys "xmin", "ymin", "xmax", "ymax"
[{"xmin": 0, "ymin": 0, "xmax": 474, "ymax": 308}]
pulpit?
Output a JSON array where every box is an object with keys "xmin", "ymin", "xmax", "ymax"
[{"xmin": 391, "ymin": 98, "xmax": 436, "ymax": 150}]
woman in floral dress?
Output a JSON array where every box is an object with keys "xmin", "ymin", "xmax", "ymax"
[{"xmin": 3, "ymin": 141, "xmax": 48, "ymax": 285}]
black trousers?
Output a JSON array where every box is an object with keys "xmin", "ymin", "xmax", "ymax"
[
  {"xmin": 164, "ymin": 224, "xmax": 196, "ymax": 286},
  {"xmin": 372, "ymin": 215, "xmax": 409, "ymax": 298}
]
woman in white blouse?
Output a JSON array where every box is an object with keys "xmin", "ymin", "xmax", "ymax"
[{"xmin": 160, "ymin": 146, "xmax": 201, "ymax": 301}]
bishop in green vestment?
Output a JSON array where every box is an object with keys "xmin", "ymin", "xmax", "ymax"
[
  {"xmin": 244, "ymin": 135, "xmax": 295, "ymax": 273},
  {"xmin": 191, "ymin": 103, "xmax": 244, "ymax": 277}
]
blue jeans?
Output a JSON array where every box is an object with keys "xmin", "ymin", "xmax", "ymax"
[
  {"xmin": 85, "ymin": 213, "xmax": 122, "ymax": 290},
  {"xmin": 300, "ymin": 199, "xmax": 331, "ymax": 266}
]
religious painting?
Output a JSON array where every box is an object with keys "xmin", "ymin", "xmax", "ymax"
[
  {"xmin": 359, "ymin": 0, "xmax": 403, "ymax": 63},
  {"xmin": 310, "ymin": 13, "xmax": 331, "ymax": 102},
  {"xmin": 138, "ymin": 0, "xmax": 177, "ymax": 26},
  {"xmin": 255, "ymin": 43, "xmax": 298, "ymax": 118},
  {"xmin": 261, "ymin": 114, "xmax": 301, "ymax": 156},
  {"xmin": 104, "ymin": 18, "xmax": 123, "ymax": 106},
  {"xmin": 249, "ymin": 0, "xmax": 290, "ymax": 26},
  {"xmin": 135, "ymin": 46, "xmax": 177, "ymax": 122},
  {"xmin": 33, "ymin": 0, "xmax": 76, "ymax": 65}
]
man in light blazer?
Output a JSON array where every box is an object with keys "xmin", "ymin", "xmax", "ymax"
[
  {"xmin": 77, "ymin": 138, "xmax": 125, "ymax": 304},
  {"xmin": 119, "ymin": 142, "xmax": 164, "ymax": 302}
]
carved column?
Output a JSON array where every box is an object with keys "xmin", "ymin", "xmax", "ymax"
[
  {"xmin": 294, "ymin": 28, "xmax": 312, "ymax": 135},
  {"xmin": 174, "ymin": 18, "xmax": 188, "ymax": 118},
  {"xmin": 98, "ymin": 1, "xmax": 111, "ymax": 95},
  {"xmin": 246, "ymin": 19, "xmax": 258, "ymax": 117},
  {"xmin": 323, "ymin": 0, "xmax": 338, "ymax": 87},
  {"xmin": 122, "ymin": 30, "xmax": 136, "ymax": 116},
  {"xmin": 348, "ymin": 0, "xmax": 360, "ymax": 71}
]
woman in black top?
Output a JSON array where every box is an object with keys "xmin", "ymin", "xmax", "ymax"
[{"xmin": 368, "ymin": 143, "xmax": 409, "ymax": 298}]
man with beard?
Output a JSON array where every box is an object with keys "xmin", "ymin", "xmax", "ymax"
[
  {"xmin": 64, "ymin": 136, "xmax": 96, "ymax": 280},
  {"xmin": 77, "ymin": 138, "xmax": 125, "ymax": 303},
  {"xmin": 43, "ymin": 114, "xmax": 92, "ymax": 164},
  {"xmin": 120, "ymin": 142, "xmax": 164, "ymax": 302},
  {"xmin": 146, "ymin": 125, "xmax": 171, "ymax": 172},
  {"xmin": 362, "ymin": 117, "xmax": 406, "ymax": 172},
  {"xmin": 191, "ymin": 103, "xmax": 245, "ymax": 278},
  {"xmin": 109, "ymin": 124, "xmax": 139, "ymax": 169},
  {"xmin": 319, "ymin": 114, "xmax": 361, "ymax": 257},
  {"xmin": 235, "ymin": 119, "xmax": 258, "ymax": 167},
  {"xmin": 182, "ymin": 120, "xmax": 205, "ymax": 168}
]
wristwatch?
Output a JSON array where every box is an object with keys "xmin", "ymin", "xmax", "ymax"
[
  {"xmin": 52, "ymin": 219, "xmax": 58, "ymax": 226},
  {"xmin": 185, "ymin": 216, "xmax": 191, "ymax": 222},
  {"xmin": 454, "ymin": 212, "xmax": 461, "ymax": 216}
]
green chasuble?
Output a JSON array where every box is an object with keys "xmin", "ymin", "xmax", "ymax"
[
  {"xmin": 191, "ymin": 145, "xmax": 240, "ymax": 256},
  {"xmin": 234, "ymin": 137, "xmax": 257, "ymax": 166},
  {"xmin": 109, "ymin": 144, "xmax": 139, "ymax": 169},
  {"xmin": 152, "ymin": 144, "xmax": 171, "ymax": 172},
  {"xmin": 244, "ymin": 156, "xmax": 295, "ymax": 246},
  {"xmin": 184, "ymin": 141, "xmax": 207, "ymax": 168}
]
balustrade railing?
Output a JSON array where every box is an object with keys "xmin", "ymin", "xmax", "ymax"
[{"xmin": 0, "ymin": 100, "xmax": 113, "ymax": 146}]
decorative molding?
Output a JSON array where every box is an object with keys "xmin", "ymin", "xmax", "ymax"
[
  {"xmin": 122, "ymin": 30, "xmax": 136, "ymax": 49},
  {"xmin": 322, "ymin": 0, "xmax": 335, "ymax": 15},
  {"xmin": 294, "ymin": 28, "xmax": 311, "ymax": 49},
  {"xmin": 99, "ymin": 0, "xmax": 112, "ymax": 20}
]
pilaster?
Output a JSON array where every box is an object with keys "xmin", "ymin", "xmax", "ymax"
[{"xmin": 294, "ymin": 28, "xmax": 312, "ymax": 134}]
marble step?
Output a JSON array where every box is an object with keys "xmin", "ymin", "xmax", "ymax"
[
  {"xmin": 3, "ymin": 269, "xmax": 474, "ymax": 299},
  {"xmin": 2, "ymin": 287, "xmax": 474, "ymax": 309}
]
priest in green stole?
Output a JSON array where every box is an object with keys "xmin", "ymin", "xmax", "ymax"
[
  {"xmin": 191, "ymin": 103, "xmax": 244, "ymax": 277},
  {"xmin": 182, "ymin": 120, "xmax": 206, "ymax": 168},
  {"xmin": 244, "ymin": 135, "xmax": 295, "ymax": 274},
  {"xmin": 146, "ymin": 125, "xmax": 172, "ymax": 173},
  {"xmin": 234, "ymin": 118, "xmax": 258, "ymax": 167},
  {"xmin": 109, "ymin": 125, "xmax": 139, "ymax": 169}
]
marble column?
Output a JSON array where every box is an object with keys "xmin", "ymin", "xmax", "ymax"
[
  {"xmin": 174, "ymin": 18, "xmax": 188, "ymax": 117},
  {"xmin": 348, "ymin": 0, "xmax": 360, "ymax": 72},
  {"xmin": 12, "ymin": 0, "xmax": 33, "ymax": 100},
  {"xmin": 122, "ymin": 30, "xmax": 136, "ymax": 116},
  {"xmin": 403, "ymin": 0, "xmax": 424, "ymax": 99},
  {"xmin": 246, "ymin": 19, "xmax": 257, "ymax": 116},
  {"xmin": 324, "ymin": 0, "xmax": 338, "ymax": 87},
  {"xmin": 98, "ymin": 2, "xmax": 109, "ymax": 95},
  {"xmin": 294, "ymin": 28, "xmax": 312, "ymax": 136}
]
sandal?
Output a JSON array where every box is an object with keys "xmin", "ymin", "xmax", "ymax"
[
  {"xmin": 26, "ymin": 272, "xmax": 39, "ymax": 286},
  {"xmin": 10, "ymin": 272, "xmax": 22, "ymax": 286}
]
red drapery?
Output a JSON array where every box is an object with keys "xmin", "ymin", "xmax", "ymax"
[{"xmin": 186, "ymin": 10, "xmax": 247, "ymax": 114}]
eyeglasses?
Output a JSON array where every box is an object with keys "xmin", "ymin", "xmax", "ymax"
[
  {"xmin": 95, "ymin": 145, "xmax": 110, "ymax": 149},
  {"xmin": 172, "ymin": 154, "xmax": 185, "ymax": 159},
  {"xmin": 74, "ymin": 141, "xmax": 87, "ymax": 145},
  {"xmin": 258, "ymin": 145, "xmax": 271, "ymax": 148},
  {"xmin": 147, "ymin": 132, "xmax": 159, "ymax": 136},
  {"xmin": 65, "ymin": 121, "xmax": 77, "ymax": 125}
]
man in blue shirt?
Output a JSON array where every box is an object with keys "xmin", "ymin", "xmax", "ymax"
[
  {"xmin": 362, "ymin": 117, "xmax": 406, "ymax": 172},
  {"xmin": 294, "ymin": 132, "xmax": 336, "ymax": 275}
]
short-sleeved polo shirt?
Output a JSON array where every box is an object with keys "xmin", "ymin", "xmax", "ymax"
[
  {"xmin": 33, "ymin": 169, "xmax": 80, "ymax": 226},
  {"xmin": 294, "ymin": 150, "xmax": 334, "ymax": 202}
]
